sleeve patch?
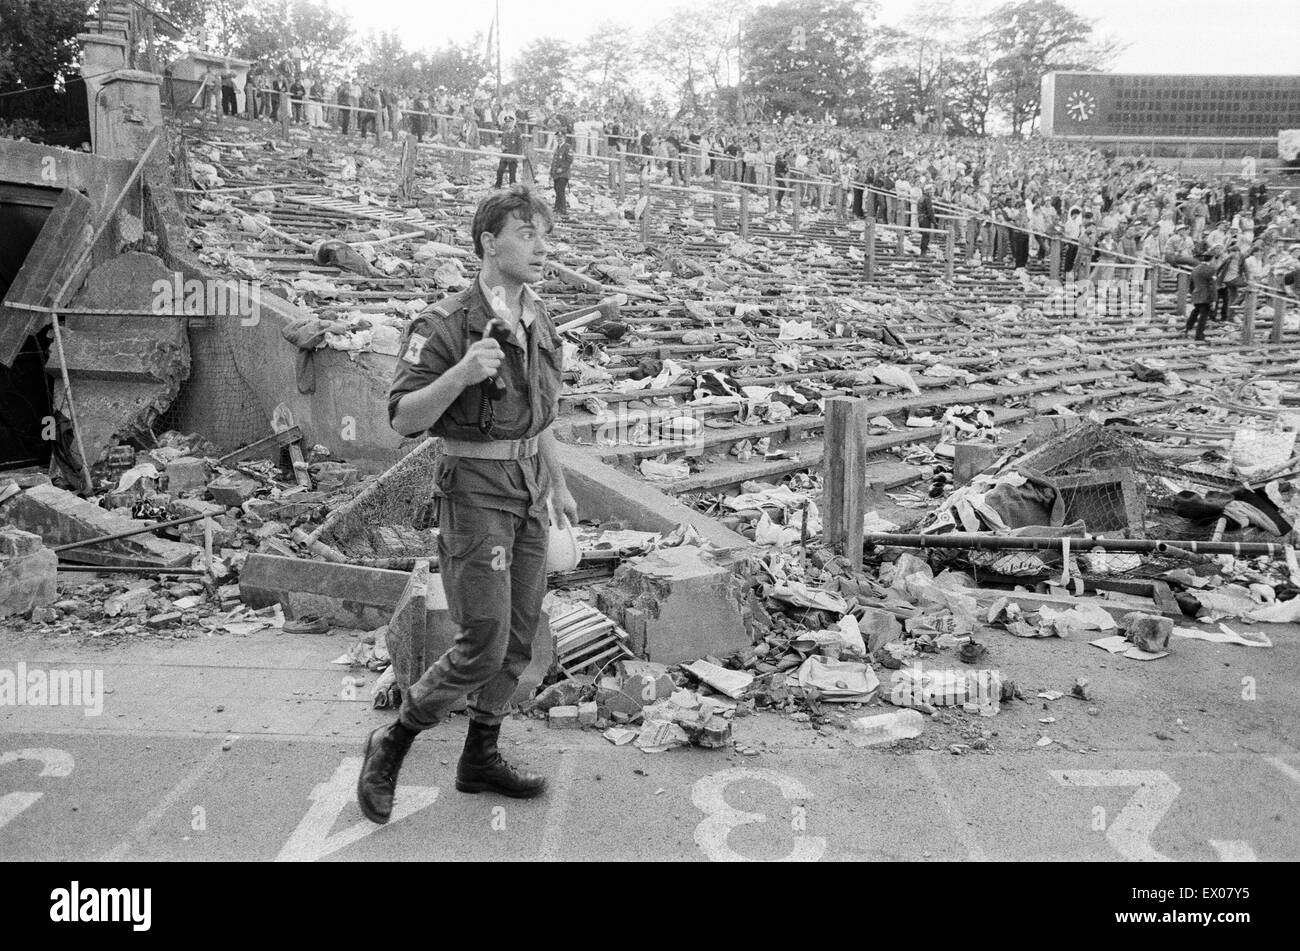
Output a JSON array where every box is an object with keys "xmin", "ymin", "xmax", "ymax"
[{"xmin": 401, "ymin": 332, "xmax": 429, "ymax": 364}]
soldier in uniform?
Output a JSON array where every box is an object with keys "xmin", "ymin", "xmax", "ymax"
[
  {"xmin": 357, "ymin": 186, "xmax": 577, "ymax": 823},
  {"xmin": 551, "ymin": 126, "xmax": 574, "ymax": 216},
  {"xmin": 495, "ymin": 113, "xmax": 522, "ymax": 188}
]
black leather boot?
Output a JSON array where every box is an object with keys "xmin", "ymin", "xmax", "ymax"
[
  {"xmin": 455, "ymin": 720, "xmax": 546, "ymax": 798},
  {"xmin": 357, "ymin": 721, "xmax": 417, "ymax": 824}
]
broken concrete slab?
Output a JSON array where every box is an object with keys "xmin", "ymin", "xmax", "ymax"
[
  {"xmin": 163, "ymin": 457, "xmax": 210, "ymax": 494},
  {"xmin": 208, "ymin": 476, "xmax": 258, "ymax": 507},
  {"xmin": 238, "ymin": 552, "xmax": 411, "ymax": 628},
  {"xmin": 557, "ymin": 442, "xmax": 749, "ymax": 552},
  {"xmin": 597, "ymin": 545, "xmax": 752, "ymax": 665},
  {"xmin": 2, "ymin": 483, "xmax": 198, "ymax": 568},
  {"xmin": 48, "ymin": 252, "xmax": 190, "ymax": 467},
  {"xmin": 0, "ymin": 528, "xmax": 57, "ymax": 618},
  {"xmin": 384, "ymin": 559, "xmax": 455, "ymax": 693}
]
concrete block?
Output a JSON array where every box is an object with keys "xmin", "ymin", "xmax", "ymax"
[
  {"xmin": 577, "ymin": 701, "xmax": 599, "ymax": 727},
  {"xmin": 239, "ymin": 553, "xmax": 413, "ymax": 629},
  {"xmin": 596, "ymin": 677, "xmax": 644, "ymax": 719},
  {"xmin": 1123, "ymin": 612, "xmax": 1173, "ymax": 653},
  {"xmin": 622, "ymin": 672, "xmax": 674, "ymax": 706},
  {"xmin": 548, "ymin": 705, "xmax": 581, "ymax": 729},
  {"xmin": 208, "ymin": 476, "xmax": 259, "ymax": 507},
  {"xmin": 378, "ymin": 560, "xmax": 454, "ymax": 692},
  {"xmin": 2, "ymin": 483, "xmax": 198, "ymax": 568},
  {"xmin": 0, "ymin": 529, "xmax": 57, "ymax": 618},
  {"xmin": 858, "ymin": 607, "xmax": 904, "ymax": 654},
  {"xmin": 0, "ymin": 527, "xmax": 42, "ymax": 558},
  {"xmin": 953, "ymin": 442, "xmax": 1001, "ymax": 487},
  {"xmin": 164, "ymin": 457, "xmax": 210, "ymax": 494},
  {"xmin": 597, "ymin": 545, "xmax": 751, "ymax": 666}
]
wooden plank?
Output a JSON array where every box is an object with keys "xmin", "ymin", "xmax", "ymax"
[
  {"xmin": 824, "ymin": 396, "xmax": 872, "ymax": 564},
  {"xmin": 215, "ymin": 425, "xmax": 303, "ymax": 465}
]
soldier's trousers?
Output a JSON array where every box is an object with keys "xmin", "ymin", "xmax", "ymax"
[{"xmin": 399, "ymin": 499, "xmax": 548, "ymax": 730}]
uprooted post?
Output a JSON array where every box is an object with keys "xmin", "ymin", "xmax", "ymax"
[{"xmin": 823, "ymin": 396, "xmax": 873, "ymax": 565}]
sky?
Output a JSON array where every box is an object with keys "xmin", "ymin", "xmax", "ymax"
[{"xmin": 333, "ymin": 0, "xmax": 1300, "ymax": 75}]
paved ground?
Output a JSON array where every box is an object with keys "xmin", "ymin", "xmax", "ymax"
[{"xmin": 2, "ymin": 612, "xmax": 1298, "ymax": 862}]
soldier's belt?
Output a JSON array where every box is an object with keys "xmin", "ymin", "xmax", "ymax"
[{"xmin": 441, "ymin": 436, "xmax": 540, "ymax": 460}]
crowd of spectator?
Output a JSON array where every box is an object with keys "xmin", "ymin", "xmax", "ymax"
[{"xmin": 191, "ymin": 65, "xmax": 1300, "ymax": 315}]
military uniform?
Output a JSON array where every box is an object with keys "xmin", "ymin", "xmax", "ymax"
[
  {"xmin": 387, "ymin": 276, "xmax": 564, "ymax": 730},
  {"xmin": 551, "ymin": 139, "xmax": 573, "ymax": 214},
  {"xmin": 496, "ymin": 123, "xmax": 523, "ymax": 188}
]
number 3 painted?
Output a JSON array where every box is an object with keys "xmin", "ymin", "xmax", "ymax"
[{"xmin": 692, "ymin": 768, "xmax": 826, "ymax": 862}]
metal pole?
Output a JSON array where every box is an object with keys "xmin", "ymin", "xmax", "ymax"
[{"xmin": 863, "ymin": 531, "xmax": 1289, "ymax": 559}]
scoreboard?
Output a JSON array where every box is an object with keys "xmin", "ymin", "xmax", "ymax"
[{"xmin": 1041, "ymin": 72, "xmax": 1300, "ymax": 138}]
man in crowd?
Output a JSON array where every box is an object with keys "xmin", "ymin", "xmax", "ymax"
[
  {"xmin": 337, "ymin": 78, "xmax": 354, "ymax": 135},
  {"xmin": 1186, "ymin": 250, "xmax": 1222, "ymax": 341},
  {"xmin": 357, "ymin": 186, "xmax": 575, "ymax": 822},
  {"xmin": 496, "ymin": 113, "xmax": 523, "ymax": 188},
  {"xmin": 289, "ymin": 76, "xmax": 305, "ymax": 124},
  {"xmin": 918, "ymin": 185, "xmax": 936, "ymax": 255},
  {"xmin": 551, "ymin": 126, "xmax": 574, "ymax": 216}
]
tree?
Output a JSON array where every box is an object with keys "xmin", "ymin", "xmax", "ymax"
[
  {"xmin": 510, "ymin": 38, "xmax": 573, "ymax": 107},
  {"xmin": 574, "ymin": 21, "xmax": 636, "ymax": 105},
  {"xmin": 239, "ymin": 0, "xmax": 355, "ymax": 77},
  {"xmin": 640, "ymin": 2, "xmax": 747, "ymax": 121},
  {"xmin": 358, "ymin": 31, "xmax": 419, "ymax": 88},
  {"xmin": 420, "ymin": 39, "xmax": 489, "ymax": 100},
  {"xmin": 742, "ymin": 0, "xmax": 876, "ymax": 119},
  {"xmin": 985, "ymin": 0, "xmax": 1113, "ymax": 136},
  {"xmin": 0, "ymin": 0, "xmax": 89, "ymax": 90}
]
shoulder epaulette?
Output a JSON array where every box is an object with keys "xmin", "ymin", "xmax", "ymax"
[{"xmin": 424, "ymin": 289, "xmax": 472, "ymax": 320}]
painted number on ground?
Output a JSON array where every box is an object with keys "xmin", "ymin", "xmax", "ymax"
[
  {"xmin": 276, "ymin": 757, "xmax": 439, "ymax": 862},
  {"xmin": 692, "ymin": 768, "xmax": 826, "ymax": 862},
  {"xmin": 0, "ymin": 748, "xmax": 74, "ymax": 833},
  {"xmin": 1053, "ymin": 769, "xmax": 1179, "ymax": 861}
]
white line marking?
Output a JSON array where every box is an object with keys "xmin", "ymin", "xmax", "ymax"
[
  {"xmin": 537, "ymin": 753, "xmax": 575, "ymax": 862},
  {"xmin": 1265, "ymin": 756, "xmax": 1300, "ymax": 787},
  {"xmin": 914, "ymin": 755, "xmax": 987, "ymax": 861},
  {"xmin": 102, "ymin": 742, "xmax": 225, "ymax": 861},
  {"xmin": 1208, "ymin": 839, "xmax": 1258, "ymax": 861}
]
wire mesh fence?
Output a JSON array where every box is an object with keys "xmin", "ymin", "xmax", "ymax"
[{"xmin": 306, "ymin": 437, "xmax": 440, "ymax": 566}]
